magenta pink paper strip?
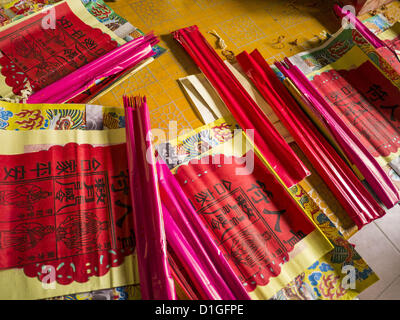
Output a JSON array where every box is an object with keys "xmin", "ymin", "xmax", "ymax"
[{"xmin": 124, "ymin": 96, "xmax": 176, "ymax": 300}]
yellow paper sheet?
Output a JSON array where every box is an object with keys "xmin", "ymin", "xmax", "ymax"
[
  {"xmin": 165, "ymin": 117, "xmax": 378, "ymax": 300},
  {"xmin": 0, "ymin": 128, "xmax": 138, "ymax": 300},
  {"xmin": 305, "ymin": 45, "xmax": 400, "ymax": 189},
  {"xmin": 174, "ymin": 65, "xmax": 358, "ymax": 238}
]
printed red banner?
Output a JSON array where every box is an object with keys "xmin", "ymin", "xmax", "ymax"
[
  {"xmin": 0, "ymin": 1, "xmax": 118, "ymax": 95},
  {"xmin": 174, "ymin": 152, "xmax": 315, "ymax": 292},
  {"xmin": 0, "ymin": 143, "xmax": 134, "ymax": 285}
]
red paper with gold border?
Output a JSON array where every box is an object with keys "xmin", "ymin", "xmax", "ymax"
[
  {"xmin": 309, "ymin": 51, "xmax": 400, "ymax": 195},
  {"xmin": 169, "ymin": 132, "xmax": 332, "ymax": 299},
  {"xmin": 0, "ymin": 0, "xmax": 121, "ymax": 98},
  {"xmin": 0, "ymin": 140, "xmax": 138, "ymax": 299}
]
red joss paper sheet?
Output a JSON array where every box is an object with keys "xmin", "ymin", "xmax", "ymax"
[
  {"xmin": 173, "ymin": 26, "xmax": 310, "ymax": 189},
  {"xmin": 0, "ymin": 143, "xmax": 135, "ymax": 285},
  {"xmin": 235, "ymin": 49, "xmax": 385, "ymax": 228},
  {"xmin": 174, "ymin": 152, "xmax": 315, "ymax": 292},
  {"xmin": 0, "ymin": 1, "xmax": 118, "ymax": 95},
  {"xmin": 311, "ymin": 60, "xmax": 400, "ymax": 162},
  {"xmin": 279, "ymin": 57, "xmax": 400, "ymax": 208}
]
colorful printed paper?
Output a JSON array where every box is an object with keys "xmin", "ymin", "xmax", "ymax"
[
  {"xmin": 285, "ymin": 26, "xmax": 400, "ymax": 208},
  {"xmin": 362, "ymin": 14, "xmax": 392, "ymax": 35},
  {"xmin": 0, "ymin": 0, "xmax": 165, "ymax": 103},
  {"xmin": 288, "ymin": 27, "xmax": 400, "ymax": 87},
  {"xmin": 27, "ymin": 33, "xmax": 157, "ymax": 104},
  {"xmin": 334, "ymin": 5, "xmax": 400, "ymax": 79},
  {"xmin": 0, "ymin": 101, "xmax": 140, "ymax": 300},
  {"xmin": 305, "ymin": 46, "xmax": 400, "ymax": 198},
  {"xmin": 0, "ymin": 100, "xmax": 125, "ymax": 130},
  {"xmin": 50, "ymin": 284, "xmax": 141, "ymax": 300},
  {"xmin": 0, "ymin": 0, "xmax": 57, "ymax": 26},
  {"xmin": 0, "ymin": 127, "xmax": 141, "ymax": 300}
]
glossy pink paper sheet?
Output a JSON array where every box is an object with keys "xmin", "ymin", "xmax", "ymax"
[{"xmin": 124, "ymin": 96, "xmax": 176, "ymax": 300}]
